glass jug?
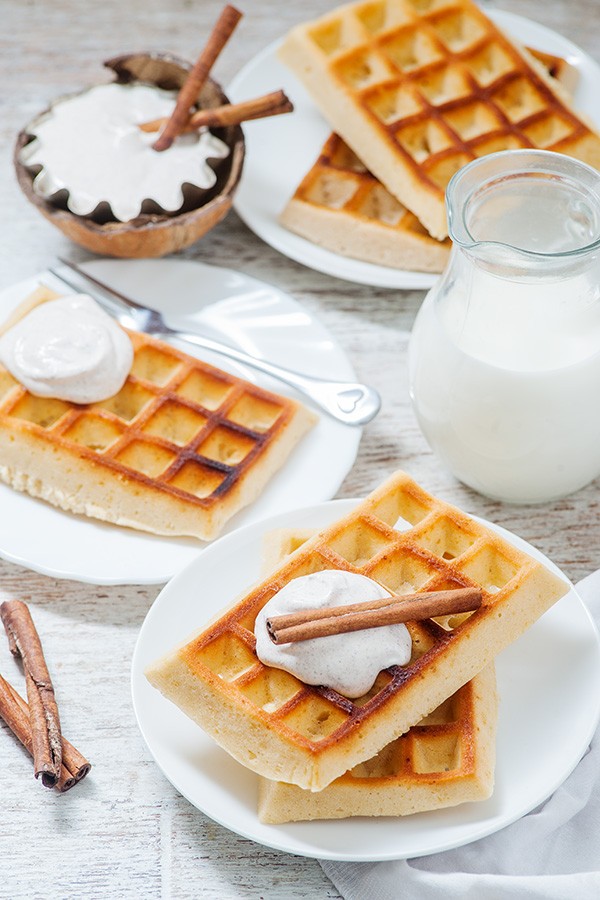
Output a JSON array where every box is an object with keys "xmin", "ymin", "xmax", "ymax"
[{"xmin": 409, "ymin": 149, "xmax": 600, "ymax": 504}]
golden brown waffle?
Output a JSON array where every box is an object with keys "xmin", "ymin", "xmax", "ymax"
[
  {"xmin": 146, "ymin": 470, "xmax": 568, "ymax": 790},
  {"xmin": 279, "ymin": 0, "xmax": 600, "ymax": 239},
  {"xmin": 0, "ymin": 288, "xmax": 316, "ymax": 541},
  {"xmin": 259, "ymin": 665, "xmax": 496, "ymax": 822},
  {"xmin": 258, "ymin": 528, "xmax": 497, "ymax": 823},
  {"xmin": 280, "ymin": 133, "xmax": 451, "ymax": 272},
  {"xmin": 279, "ymin": 47, "xmax": 575, "ymax": 273}
]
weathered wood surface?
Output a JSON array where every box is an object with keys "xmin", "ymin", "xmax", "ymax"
[{"xmin": 0, "ymin": 1, "xmax": 599, "ymax": 897}]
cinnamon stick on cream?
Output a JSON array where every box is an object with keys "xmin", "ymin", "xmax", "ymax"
[
  {"xmin": 0, "ymin": 599, "xmax": 62, "ymax": 786},
  {"xmin": 153, "ymin": 4, "xmax": 242, "ymax": 151},
  {"xmin": 267, "ymin": 587, "xmax": 482, "ymax": 644},
  {"xmin": 140, "ymin": 90, "xmax": 294, "ymax": 134}
]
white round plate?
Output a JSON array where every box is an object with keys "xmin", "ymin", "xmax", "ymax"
[
  {"xmin": 132, "ymin": 498, "xmax": 600, "ymax": 861},
  {"xmin": 228, "ymin": 10, "xmax": 600, "ymax": 289},
  {"xmin": 0, "ymin": 259, "xmax": 361, "ymax": 585}
]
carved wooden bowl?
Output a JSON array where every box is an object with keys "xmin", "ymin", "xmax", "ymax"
[{"xmin": 14, "ymin": 53, "xmax": 245, "ymax": 258}]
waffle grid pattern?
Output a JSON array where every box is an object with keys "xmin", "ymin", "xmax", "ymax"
[
  {"xmin": 261, "ymin": 528, "xmax": 485, "ymax": 786},
  {"xmin": 282, "ymin": 0, "xmax": 600, "ymax": 235},
  {"xmin": 349, "ymin": 686, "xmax": 474, "ymax": 780},
  {"xmin": 295, "ymin": 132, "xmax": 444, "ymax": 239},
  {"xmin": 284, "ymin": 45, "xmax": 572, "ymax": 257},
  {"xmin": 256, "ymin": 669, "xmax": 496, "ymax": 821},
  {"xmin": 0, "ymin": 330, "xmax": 295, "ymax": 508},
  {"xmin": 311, "ymin": 0, "xmax": 592, "ymax": 188},
  {"xmin": 181, "ymin": 471, "xmax": 536, "ymax": 749}
]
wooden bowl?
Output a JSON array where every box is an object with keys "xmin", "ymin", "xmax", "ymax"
[{"xmin": 14, "ymin": 53, "xmax": 245, "ymax": 258}]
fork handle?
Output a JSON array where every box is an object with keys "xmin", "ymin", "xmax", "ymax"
[{"xmin": 173, "ymin": 330, "xmax": 381, "ymax": 426}]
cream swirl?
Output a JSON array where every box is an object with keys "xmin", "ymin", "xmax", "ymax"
[
  {"xmin": 254, "ymin": 570, "xmax": 412, "ymax": 698},
  {"xmin": 0, "ymin": 294, "xmax": 133, "ymax": 403},
  {"xmin": 20, "ymin": 82, "xmax": 230, "ymax": 223}
]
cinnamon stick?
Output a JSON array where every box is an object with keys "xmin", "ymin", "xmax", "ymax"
[
  {"xmin": 0, "ymin": 673, "xmax": 90, "ymax": 791},
  {"xmin": 0, "ymin": 600, "xmax": 62, "ymax": 786},
  {"xmin": 267, "ymin": 587, "xmax": 482, "ymax": 644},
  {"xmin": 153, "ymin": 4, "xmax": 242, "ymax": 151},
  {"xmin": 140, "ymin": 90, "xmax": 293, "ymax": 134}
]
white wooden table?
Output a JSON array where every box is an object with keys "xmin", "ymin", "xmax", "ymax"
[{"xmin": 1, "ymin": 1, "xmax": 599, "ymax": 897}]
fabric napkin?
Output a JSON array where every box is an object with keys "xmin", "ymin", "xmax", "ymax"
[{"xmin": 320, "ymin": 569, "xmax": 600, "ymax": 900}]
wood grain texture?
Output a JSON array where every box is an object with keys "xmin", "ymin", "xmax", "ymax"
[{"xmin": 0, "ymin": 1, "xmax": 599, "ymax": 897}]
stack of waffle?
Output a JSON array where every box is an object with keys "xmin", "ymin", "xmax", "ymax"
[
  {"xmin": 146, "ymin": 470, "xmax": 569, "ymax": 822},
  {"xmin": 278, "ymin": 0, "xmax": 599, "ymax": 271},
  {"xmin": 0, "ymin": 288, "xmax": 316, "ymax": 541}
]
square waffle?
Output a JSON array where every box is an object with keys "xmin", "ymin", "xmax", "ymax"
[
  {"xmin": 279, "ymin": 48, "xmax": 574, "ymax": 273},
  {"xmin": 0, "ymin": 287, "xmax": 316, "ymax": 541},
  {"xmin": 146, "ymin": 470, "xmax": 568, "ymax": 791},
  {"xmin": 280, "ymin": 133, "xmax": 451, "ymax": 273},
  {"xmin": 279, "ymin": 0, "xmax": 600, "ymax": 239},
  {"xmin": 258, "ymin": 527, "xmax": 497, "ymax": 823},
  {"xmin": 259, "ymin": 666, "xmax": 496, "ymax": 822}
]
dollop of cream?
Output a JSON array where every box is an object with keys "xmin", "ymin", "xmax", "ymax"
[
  {"xmin": 254, "ymin": 570, "xmax": 412, "ymax": 699},
  {"xmin": 20, "ymin": 82, "xmax": 230, "ymax": 222},
  {"xmin": 0, "ymin": 294, "xmax": 133, "ymax": 403}
]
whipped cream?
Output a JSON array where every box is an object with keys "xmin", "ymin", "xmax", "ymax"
[
  {"xmin": 0, "ymin": 294, "xmax": 133, "ymax": 403},
  {"xmin": 20, "ymin": 82, "xmax": 230, "ymax": 222},
  {"xmin": 254, "ymin": 570, "xmax": 412, "ymax": 698}
]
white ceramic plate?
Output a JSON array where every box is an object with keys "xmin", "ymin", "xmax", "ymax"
[
  {"xmin": 229, "ymin": 10, "xmax": 600, "ymax": 289},
  {"xmin": 132, "ymin": 498, "xmax": 600, "ymax": 861},
  {"xmin": 0, "ymin": 259, "xmax": 361, "ymax": 585}
]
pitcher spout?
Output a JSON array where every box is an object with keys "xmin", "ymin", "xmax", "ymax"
[{"xmin": 446, "ymin": 149, "xmax": 600, "ymax": 279}]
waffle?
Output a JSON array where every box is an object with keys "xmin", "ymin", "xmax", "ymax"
[
  {"xmin": 280, "ymin": 133, "xmax": 451, "ymax": 272},
  {"xmin": 146, "ymin": 470, "xmax": 568, "ymax": 790},
  {"xmin": 259, "ymin": 666, "xmax": 496, "ymax": 822},
  {"xmin": 278, "ymin": 48, "xmax": 575, "ymax": 272},
  {"xmin": 258, "ymin": 527, "xmax": 497, "ymax": 823},
  {"xmin": 0, "ymin": 287, "xmax": 316, "ymax": 541},
  {"xmin": 279, "ymin": 0, "xmax": 600, "ymax": 239}
]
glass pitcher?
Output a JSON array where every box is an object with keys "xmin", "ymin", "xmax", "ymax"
[{"xmin": 409, "ymin": 149, "xmax": 600, "ymax": 504}]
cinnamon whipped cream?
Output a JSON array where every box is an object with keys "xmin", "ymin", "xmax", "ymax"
[
  {"xmin": 0, "ymin": 294, "xmax": 133, "ymax": 403},
  {"xmin": 254, "ymin": 570, "xmax": 412, "ymax": 698},
  {"xmin": 20, "ymin": 82, "xmax": 230, "ymax": 222}
]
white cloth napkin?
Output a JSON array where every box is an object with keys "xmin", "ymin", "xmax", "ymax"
[{"xmin": 320, "ymin": 569, "xmax": 600, "ymax": 900}]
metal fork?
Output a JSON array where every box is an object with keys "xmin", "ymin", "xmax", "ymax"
[{"xmin": 47, "ymin": 260, "xmax": 381, "ymax": 427}]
